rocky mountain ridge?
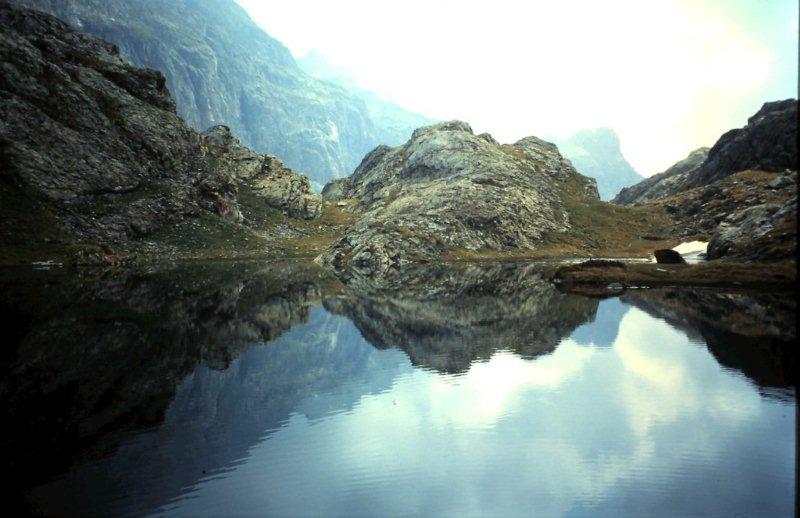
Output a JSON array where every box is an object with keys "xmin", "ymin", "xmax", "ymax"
[
  {"xmin": 8, "ymin": 0, "xmax": 433, "ymax": 188},
  {"xmin": 614, "ymin": 99, "xmax": 797, "ymax": 205},
  {"xmin": 0, "ymin": 3, "xmax": 324, "ymax": 264},
  {"xmin": 612, "ymin": 99, "xmax": 797, "ymax": 261},
  {"xmin": 613, "ymin": 147, "xmax": 710, "ymax": 205}
]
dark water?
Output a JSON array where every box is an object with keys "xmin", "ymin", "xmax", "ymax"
[{"xmin": 1, "ymin": 261, "xmax": 795, "ymax": 517}]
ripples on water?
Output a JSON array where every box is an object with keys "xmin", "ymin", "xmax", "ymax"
[{"xmin": 1, "ymin": 261, "xmax": 795, "ymax": 517}]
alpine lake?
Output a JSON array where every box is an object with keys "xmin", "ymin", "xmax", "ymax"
[{"xmin": 2, "ymin": 260, "xmax": 795, "ymax": 517}]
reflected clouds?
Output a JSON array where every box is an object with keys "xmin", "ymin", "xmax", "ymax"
[{"xmin": 4, "ymin": 262, "xmax": 794, "ymax": 516}]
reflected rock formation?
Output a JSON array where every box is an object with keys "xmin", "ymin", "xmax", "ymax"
[
  {"xmin": 325, "ymin": 263, "xmax": 600, "ymax": 373},
  {"xmin": 3, "ymin": 260, "xmax": 796, "ymax": 516},
  {"xmin": 0, "ymin": 262, "xmax": 332, "ymax": 493},
  {"xmin": 622, "ymin": 288, "xmax": 796, "ymax": 390}
]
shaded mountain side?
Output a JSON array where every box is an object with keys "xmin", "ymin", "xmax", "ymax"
[
  {"xmin": 612, "ymin": 100, "xmax": 797, "ymax": 261},
  {"xmin": 319, "ymin": 121, "xmax": 676, "ymax": 272},
  {"xmin": 0, "ymin": 4, "xmax": 340, "ymax": 265},
  {"xmin": 614, "ymin": 99, "xmax": 797, "ymax": 205},
  {"xmin": 551, "ymin": 128, "xmax": 643, "ymax": 201},
  {"xmin": 10, "ymin": 0, "xmax": 433, "ymax": 187},
  {"xmin": 613, "ymin": 147, "xmax": 709, "ymax": 205},
  {"xmin": 297, "ymin": 50, "xmax": 437, "ymax": 148},
  {"xmin": 323, "ymin": 263, "xmax": 600, "ymax": 372},
  {"xmin": 621, "ymin": 288, "xmax": 796, "ymax": 390}
]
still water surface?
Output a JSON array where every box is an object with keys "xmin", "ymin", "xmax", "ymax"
[{"xmin": 2, "ymin": 261, "xmax": 795, "ymax": 516}]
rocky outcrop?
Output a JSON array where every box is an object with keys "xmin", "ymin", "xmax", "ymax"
[
  {"xmin": 0, "ymin": 4, "xmax": 321, "ymax": 261},
  {"xmin": 200, "ymin": 126, "xmax": 322, "ymax": 220},
  {"xmin": 551, "ymin": 127, "xmax": 643, "ymax": 200},
  {"xmin": 318, "ymin": 121, "xmax": 599, "ymax": 272},
  {"xmin": 614, "ymin": 100, "xmax": 797, "ymax": 205},
  {"xmin": 691, "ymin": 99, "xmax": 797, "ymax": 188},
  {"xmin": 612, "ymin": 101, "xmax": 797, "ymax": 261},
  {"xmin": 707, "ymin": 193, "xmax": 797, "ymax": 260},
  {"xmin": 613, "ymin": 147, "xmax": 709, "ymax": 204},
  {"xmin": 9, "ymin": 0, "xmax": 433, "ymax": 187}
]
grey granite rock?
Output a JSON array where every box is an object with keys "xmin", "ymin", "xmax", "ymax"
[
  {"xmin": 200, "ymin": 126, "xmax": 322, "ymax": 220},
  {"xmin": 0, "ymin": 4, "xmax": 320, "ymax": 257},
  {"xmin": 318, "ymin": 121, "xmax": 599, "ymax": 271},
  {"xmin": 707, "ymin": 197, "xmax": 797, "ymax": 260}
]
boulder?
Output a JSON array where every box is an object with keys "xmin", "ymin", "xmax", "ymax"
[
  {"xmin": 654, "ymin": 249, "xmax": 686, "ymax": 264},
  {"xmin": 707, "ymin": 198, "xmax": 797, "ymax": 260}
]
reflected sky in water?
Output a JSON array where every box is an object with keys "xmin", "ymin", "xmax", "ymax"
[
  {"xmin": 2, "ymin": 262, "xmax": 793, "ymax": 517},
  {"xmin": 25, "ymin": 293, "xmax": 794, "ymax": 517}
]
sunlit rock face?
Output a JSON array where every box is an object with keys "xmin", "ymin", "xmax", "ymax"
[
  {"xmin": 550, "ymin": 128, "xmax": 643, "ymax": 201},
  {"xmin": 324, "ymin": 263, "xmax": 600, "ymax": 373},
  {"xmin": 8, "ymin": 0, "xmax": 430, "ymax": 187},
  {"xmin": 319, "ymin": 121, "xmax": 599, "ymax": 271}
]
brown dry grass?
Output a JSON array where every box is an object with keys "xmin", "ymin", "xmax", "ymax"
[
  {"xmin": 554, "ymin": 259, "xmax": 796, "ymax": 290},
  {"xmin": 444, "ymin": 174, "xmax": 678, "ymax": 261}
]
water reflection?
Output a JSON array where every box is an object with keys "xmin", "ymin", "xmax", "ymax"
[{"xmin": 1, "ymin": 262, "xmax": 795, "ymax": 516}]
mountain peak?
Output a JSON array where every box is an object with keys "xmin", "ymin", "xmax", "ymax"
[{"xmin": 552, "ymin": 127, "xmax": 641, "ymax": 200}]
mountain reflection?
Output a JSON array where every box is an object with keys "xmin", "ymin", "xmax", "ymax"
[
  {"xmin": 1, "ymin": 261, "xmax": 795, "ymax": 516},
  {"xmin": 326, "ymin": 263, "xmax": 599, "ymax": 372}
]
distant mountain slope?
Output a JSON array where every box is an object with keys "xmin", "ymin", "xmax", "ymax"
[
  {"xmin": 551, "ymin": 128, "xmax": 643, "ymax": 200},
  {"xmin": 9, "ymin": 0, "xmax": 431, "ymax": 188},
  {"xmin": 297, "ymin": 51, "xmax": 436, "ymax": 148},
  {"xmin": 614, "ymin": 99, "xmax": 797, "ymax": 204}
]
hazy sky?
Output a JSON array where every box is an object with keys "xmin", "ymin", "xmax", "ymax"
[{"xmin": 235, "ymin": 0, "xmax": 797, "ymax": 176}]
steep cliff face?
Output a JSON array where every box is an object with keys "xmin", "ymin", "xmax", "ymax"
[
  {"xmin": 10, "ymin": 0, "xmax": 432, "ymax": 187},
  {"xmin": 551, "ymin": 128, "xmax": 643, "ymax": 201},
  {"xmin": 0, "ymin": 4, "xmax": 322, "ymax": 263}
]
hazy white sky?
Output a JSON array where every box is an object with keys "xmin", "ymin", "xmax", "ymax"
[{"xmin": 235, "ymin": 0, "xmax": 798, "ymax": 176}]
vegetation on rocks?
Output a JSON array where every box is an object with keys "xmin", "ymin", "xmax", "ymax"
[{"xmin": 0, "ymin": 4, "xmax": 329, "ymax": 266}]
